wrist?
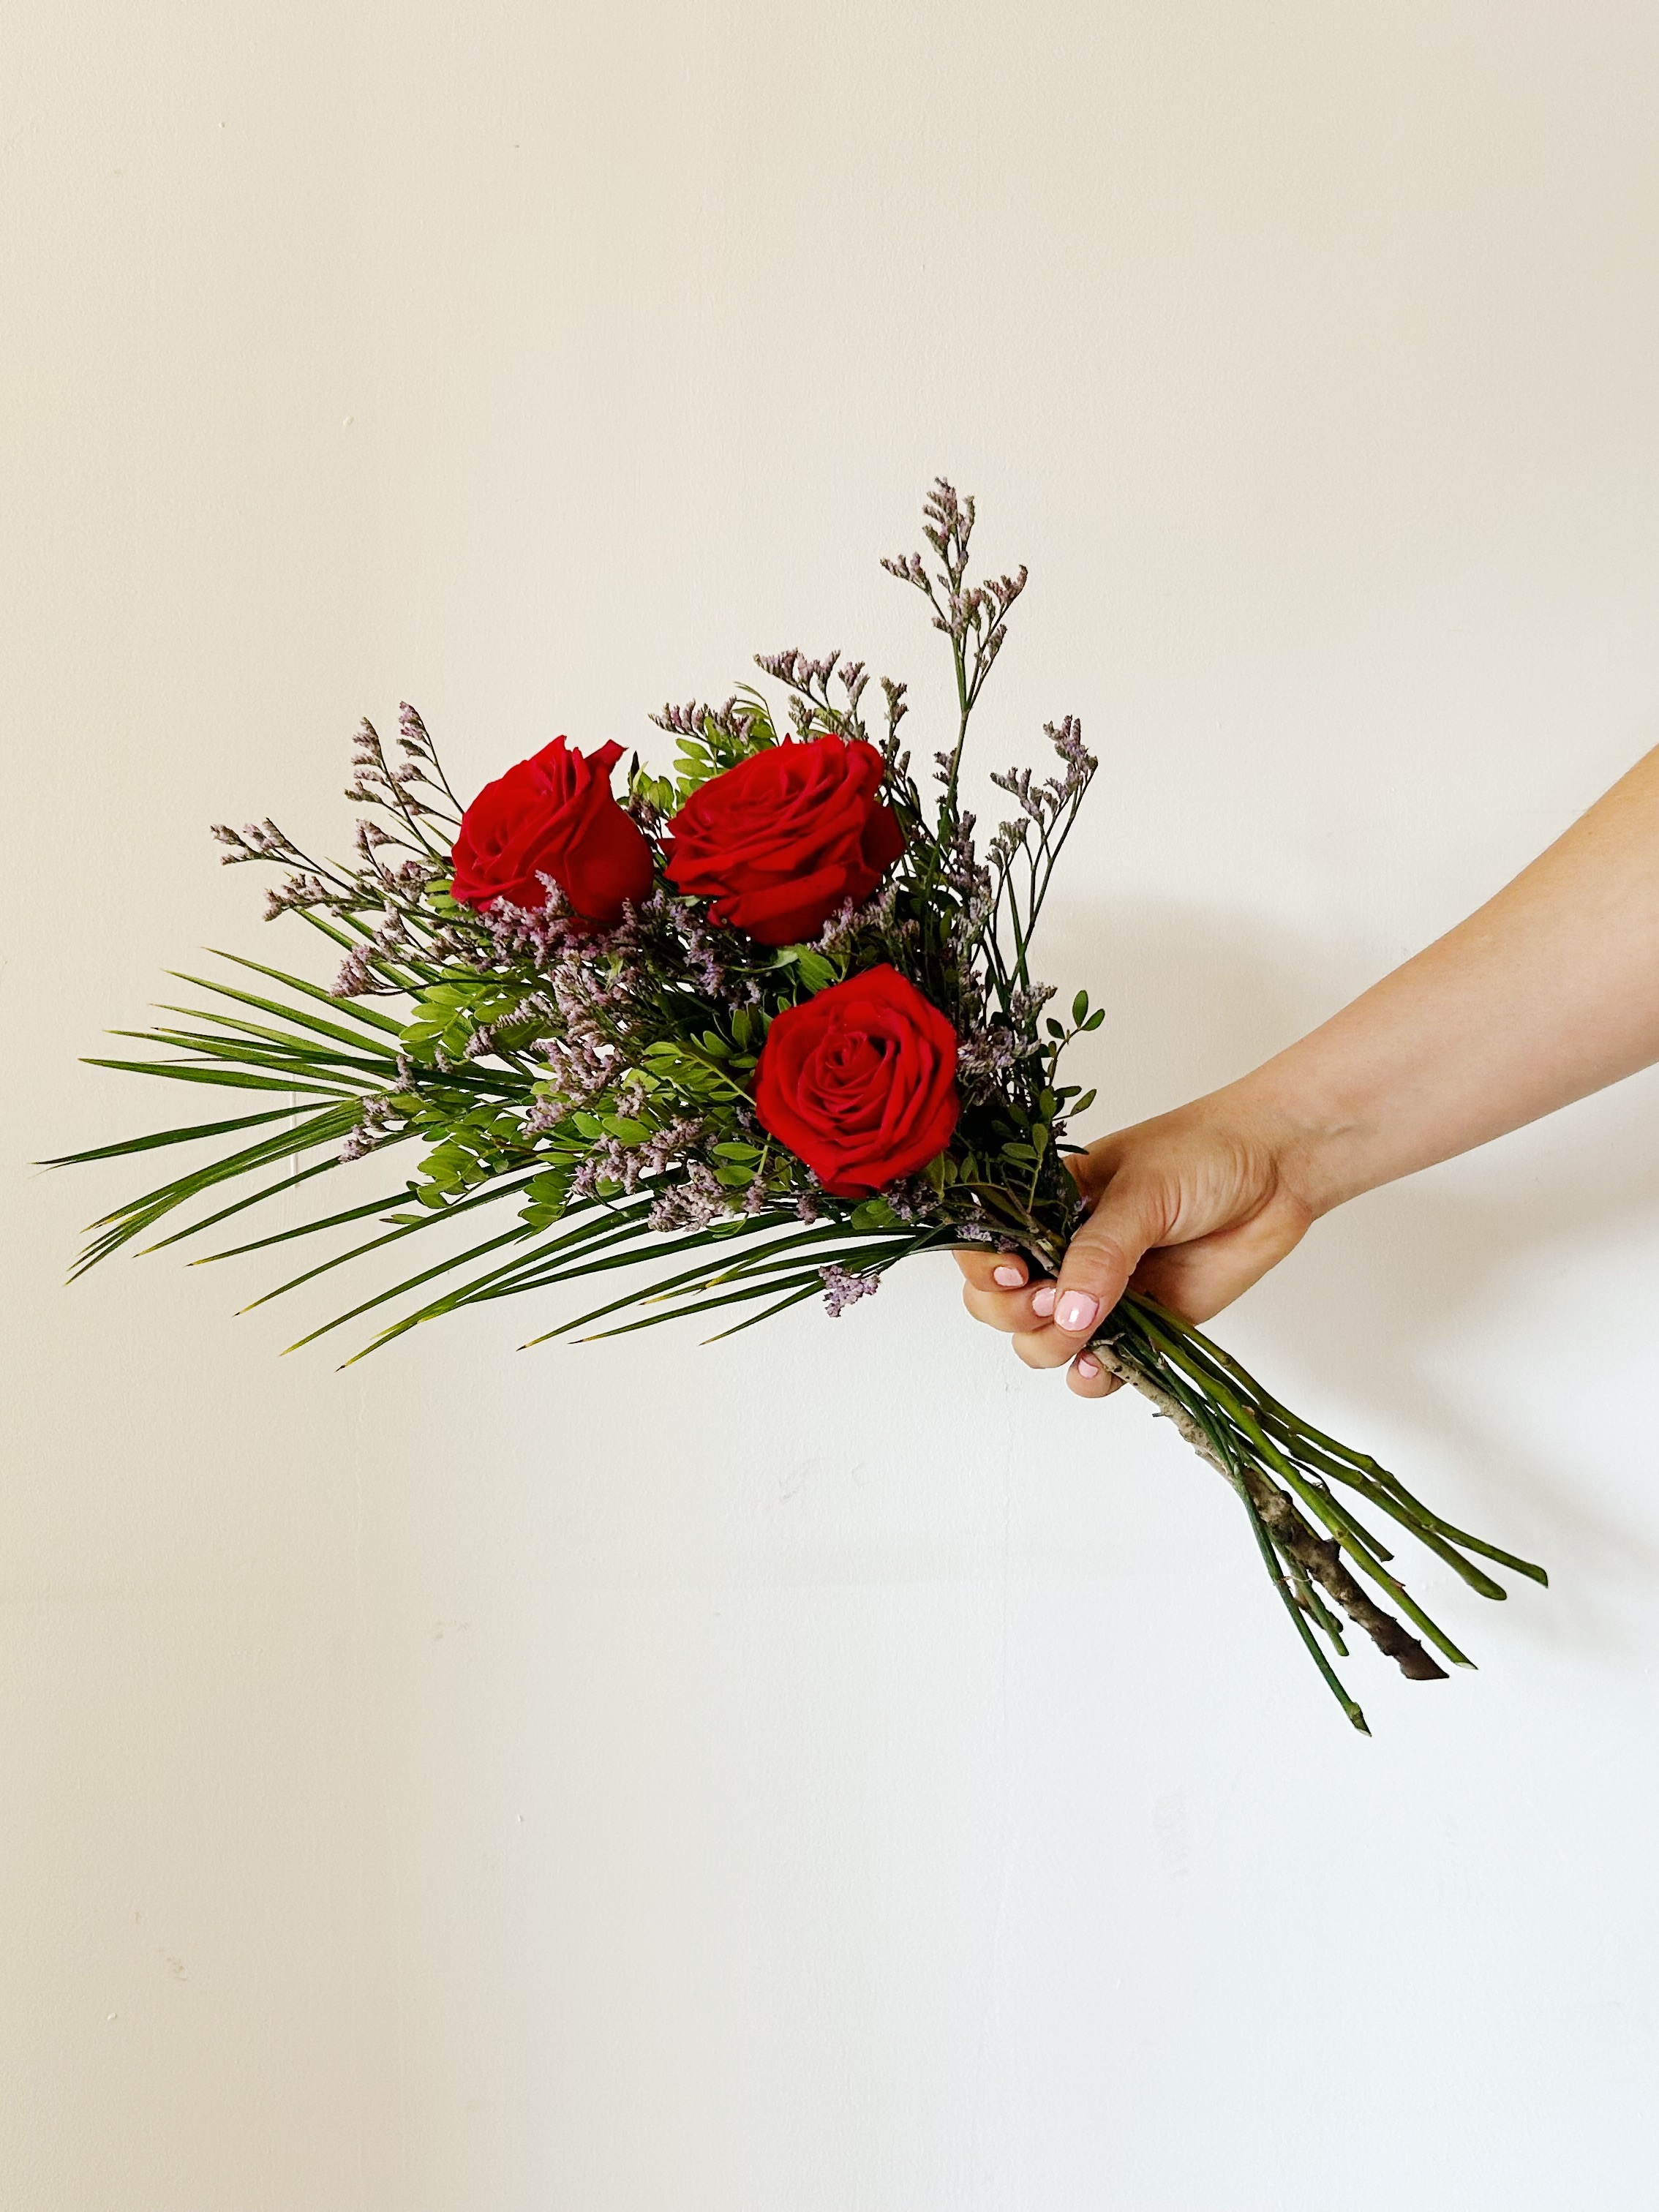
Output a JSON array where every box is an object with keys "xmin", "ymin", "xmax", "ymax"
[{"xmin": 1216, "ymin": 1059, "xmax": 1386, "ymax": 1222}]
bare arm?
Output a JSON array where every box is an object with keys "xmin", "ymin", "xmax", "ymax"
[{"xmin": 959, "ymin": 743, "xmax": 1659, "ymax": 1392}]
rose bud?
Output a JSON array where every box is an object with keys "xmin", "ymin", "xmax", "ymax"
[
  {"xmin": 449, "ymin": 737, "xmax": 653, "ymax": 926},
  {"xmin": 753, "ymin": 963, "xmax": 959, "ymax": 1196},
  {"xmin": 663, "ymin": 735, "xmax": 903, "ymax": 945}
]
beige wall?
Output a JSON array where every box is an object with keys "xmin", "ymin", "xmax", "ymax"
[{"xmin": 7, "ymin": 4, "xmax": 1659, "ymax": 2205}]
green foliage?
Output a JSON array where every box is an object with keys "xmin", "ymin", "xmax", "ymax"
[
  {"xmin": 663, "ymin": 691, "xmax": 780, "ymax": 803},
  {"xmin": 786, "ymin": 948, "xmax": 838, "ymax": 993},
  {"xmin": 399, "ymin": 978, "xmax": 542, "ymax": 1064}
]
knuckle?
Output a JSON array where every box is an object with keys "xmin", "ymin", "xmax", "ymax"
[
  {"xmin": 1012, "ymin": 1331, "xmax": 1066, "ymax": 1370},
  {"xmin": 1074, "ymin": 1364, "xmax": 1123, "ymax": 1397},
  {"xmin": 1063, "ymin": 1229, "xmax": 1129, "ymax": 1285},
  {"xmin": 963, "ymin": 1284, "xmax": 1022, "ymax": 1333}
]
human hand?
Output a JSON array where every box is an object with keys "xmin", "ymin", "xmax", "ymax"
[{"xmin": 955, "ymin": 1088, "xmax": 1324, "ymax": 1397}]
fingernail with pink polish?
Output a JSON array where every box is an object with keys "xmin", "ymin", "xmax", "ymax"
[
  {"xmin": 1076, "ymin": 1353, "xmax": 1101, "ymax": 1379},
  {"xmin": 1056, "ymin": 1291, "xmax": 1099, "ymax": 1333},
  {"xmin": 993, "ymin": 1264, "xmax": 1025, "ymax": 1288},
  {"xmin": 1030, "ymin": 1284, "xmax": 1056, "ymax": 1318}
]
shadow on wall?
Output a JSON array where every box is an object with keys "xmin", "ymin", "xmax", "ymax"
[{"xmin": 1040, "ymin": 895, "xmax": 1659, "ymax": 1653}]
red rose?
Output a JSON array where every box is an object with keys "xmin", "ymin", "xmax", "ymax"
[
  {"xmin": 450, "ymin": 737, "xmax": 654, "ymax": 926},
  {"xmin": 753, "ymin": 964, "xmax": 959, "ymax": 1196},
  {"xmin": 663, "ymin": 735, "xmax": 904, "ymax": 945}
]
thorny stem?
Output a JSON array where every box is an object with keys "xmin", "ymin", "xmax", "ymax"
[
  {"xmin": 988, "ymin": 1192, "xmax": 1519, "ymax": 1720},
  {"xmin": 1083, "ymin": 1336, "xmax": 1440, "ymax": 1720},
  {"xmin": 1087, "ymin": 1300, "xmax": 1533, "ymax": 1702},
  {"xmin": 1126, "ymin": 1306, "xmax": 1475, "ymax": 1669}
]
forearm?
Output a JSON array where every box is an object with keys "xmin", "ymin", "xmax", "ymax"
[{"xmin": 1233, "ymin": 744, "xmax": 1659, "ymax": 1214}]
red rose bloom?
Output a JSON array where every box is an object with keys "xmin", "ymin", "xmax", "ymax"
[
  {"xmin": 663, "ymin": 736, "xmax": 903, "ymax": 945},
  {"xmin": 753, "ymin": 964, "xmax": 959, "ymax": 1196},
  {"xmin": 449, "ymin": 737, "xmax": 653, "ymax": 926}
]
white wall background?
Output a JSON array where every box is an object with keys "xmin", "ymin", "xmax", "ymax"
[{"xmin": 6, "ymin": 4, "xmax": 1659, "ymax": 2206}]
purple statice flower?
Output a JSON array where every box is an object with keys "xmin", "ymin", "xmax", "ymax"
[
  {"xmin": 332, "ymin": 949, "xmax": 377, "ymax": 998},
  {"xmin": 650, "ymin": 696, "xmax": 763, "ymax": 745},
  {"xmin": 820, "ymin": 1264, "xmax": 881, "ymax": 1317},
  {"xmin": 1009, "ymin": 982, "xmax": 1057, "ymax": 1029},
  {"xmin": 337, "ymin": 1094, "xmax": 402, "ymax": 1162},
  {"xmin": 877, "ymin": 1177, "xmax": 931, "ymax": 1223},
  {"xmin": 568, "ymin": 1139, "xmax": 636, "ymax": 1201},
  {"xmin": 955, "ymin": 1020, "xmax": 1020, "ymax": 1089},
  {"xmin": 1047, "ymin": 712, "xmax": 1095, "ymax": 782},
  {"xmin": 647, "ymin": 1160, "xmax": 729, "ymax": 1234},
  {"xmin": 261, "ymin": 870, "xmax": 334, "ymax": 919},
  {"xmin": 679, "ymin": 919, "xmax": 727, "ymax": 998},
  {"xmin": 988, "ymin": 718, "xmax": 1096, "ymax": 838}
]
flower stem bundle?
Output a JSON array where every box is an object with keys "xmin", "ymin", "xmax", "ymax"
[{"xmin": 53, "ymin": 481, "xmax": 1545, "ymax": 1729}]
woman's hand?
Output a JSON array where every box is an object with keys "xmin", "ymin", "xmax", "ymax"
[
  {"xmin": 961, "ymin": 742, "xmax": 1659, "ymax": 1396},
  {"xmin": 955, "ymin": 1089, "xmax": 1323, "ymax": 1396}
]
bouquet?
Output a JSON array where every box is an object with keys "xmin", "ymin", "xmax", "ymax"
[{"xmin": 57, "ymin": 481, "xmax": 1544, "ymax": 1730}]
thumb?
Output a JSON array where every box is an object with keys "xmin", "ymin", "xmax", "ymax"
[{"xmin": 1045, "ymin": 1173, "xmax": 1174, "ymax": 1342}]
